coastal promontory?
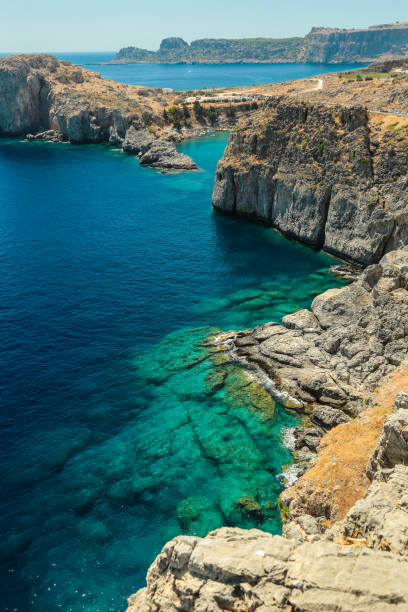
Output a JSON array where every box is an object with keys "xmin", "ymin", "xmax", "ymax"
[{"xmin": 115, "ymin": 22, "xmax": 408, "ymax": 64}]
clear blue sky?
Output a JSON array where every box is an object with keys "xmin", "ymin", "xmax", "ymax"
[{"xmin": 1, "ymin": 0, "xmax": 407, "ymax": 53}]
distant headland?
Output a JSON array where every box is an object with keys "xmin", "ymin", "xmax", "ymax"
[{"xmin": 114, "ymin": 23, "xmax": 408, "ymax": 65}]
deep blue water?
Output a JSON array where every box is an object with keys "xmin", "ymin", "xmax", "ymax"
[
  {"xmin": 0, "ymin": 133, "xmax": 345, "ymax": 611},
  {"xmin": 0, "ymin": 51, "xmax": 364, "ymax": 89}
]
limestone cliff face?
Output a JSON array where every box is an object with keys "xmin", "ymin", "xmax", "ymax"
[
  {"xmin": 0, "ymin": 54, "xmax": 146, "ymax": 141},
  {"xmin": 303, "ymin": 24, "xmax": 408, "ymax": 63},
  {"xmin": 0, "ymin": 54, "xmax": 51, "ymax": 135},
  {"xmin": 212, "ymin": 98, "xmax": 408, "ymax": 265}
]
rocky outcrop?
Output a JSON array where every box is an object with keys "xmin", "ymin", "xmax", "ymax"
[
  {"xmin": 222, "ymin": 248, "xmax": 408, "ymax": 415},
  {"xmin": 326, "ymin": 465, "xmax": 408, "ymax": 555},
  {"xmin": 212, "ymin": 98, "xmax": 408, "ymax": 265},
  {"xmin": 0, "ymin": 54, "xmax": 52, "ymax": 135},
  {"xmin": 122, "ymin": 126, "xmax": 197, "ymax": 170},
  {"xmin": 0, "ymin": 54, "xmax": 197, "ymax": 171},
  {"xmin": 116, "ymin": 23, "xmax": 408, "ymax": 64},
  {"xmin": 127, "ymin": 527, "xmax": 408, "ymax": 611}
]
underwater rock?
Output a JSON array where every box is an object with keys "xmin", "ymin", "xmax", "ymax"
[{"xmin": 235, "ymin": 496, "xmax": 263, "ymax": 521}]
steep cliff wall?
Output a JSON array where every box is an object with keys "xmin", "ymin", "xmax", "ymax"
[
  {"xmin": 303, "ymin": 24, "xmax": 408, "ymax": 63},
  {"xmin": 212, "ymin": 98, "xmax": 408, "ymax": 265},
  {"xmin": 0, "ymin": 54, "xmax": 52, "ymax": 135}
]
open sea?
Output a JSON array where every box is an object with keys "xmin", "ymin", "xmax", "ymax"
[{"xmin": 0, "ymin": 57, "xmax": 348, "ymax": 611}]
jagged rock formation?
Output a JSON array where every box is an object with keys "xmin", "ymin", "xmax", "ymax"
[
  {"xmin": 122, "ymin": 126, "xmax": 197, "ymax": 170},
  {"xmin": 326, "ymin": 464, "xmax": 408, "ymax": 555},
  {"xmin": 0, "ymin": 54, "xmax": 197, "ymax": 170},
  {"xmin": 222, "ymin": 248, "xmax": 408, "ymax": 415},
  {"xmin": 212, "ymin": 98, "xmax": 408, "ymax": 265},
  {"xmin": 116, "ymin": 23, "xmax": 408, "ymax": 64}
]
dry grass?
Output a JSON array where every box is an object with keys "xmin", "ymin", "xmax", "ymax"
[{"xmin": 282, "ymin": 362, "xmax": 408, "ymax": 521}]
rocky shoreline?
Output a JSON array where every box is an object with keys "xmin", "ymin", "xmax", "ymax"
[
  {"xmin": 127, "ymin": 261, "xmax": 408, "ymax": 610},
  {"xmin": 128, "ymin": 390, "xmax": 408, "ymax": 609}
]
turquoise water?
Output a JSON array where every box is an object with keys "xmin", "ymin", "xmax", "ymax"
[
  {"xmin": 0, "ymin": 133, "xmax": 345, "ymax": 611},
  {"xmin": 0, "ymin": 51, "xmax": 365, "ymax": 89}
]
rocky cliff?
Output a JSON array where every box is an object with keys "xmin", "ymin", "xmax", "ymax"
[
  {"xmin": 0, "ymin": 54, "xmax": 197, "ymax": 170},
  {"xmin": 212, "ymin": 98, "xmax": 408, "ymax": 265},
  {"xmin": 303, "ymin": 23, "xmax": 408, "ymax": 63},
  {"xmin": 116, "ymin": 23, "xmax": 408, "ymax": 64}
]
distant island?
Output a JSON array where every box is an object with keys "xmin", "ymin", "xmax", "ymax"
[{"xmin": 115, "ymin": 23, "xmax": 408, "ymax": 64}]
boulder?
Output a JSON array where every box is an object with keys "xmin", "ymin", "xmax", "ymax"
[{"xmin": 311, "ymin": 405, "xmax": 351, "ymax": 429}]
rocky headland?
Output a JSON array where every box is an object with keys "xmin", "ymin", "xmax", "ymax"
[
  {"xmin": 0, "ymin": 54, "xmax": 199, "ymax": 170},
  {"xmin": 116, "ymin": 23, "xmax": 408, "ymax": 65}
]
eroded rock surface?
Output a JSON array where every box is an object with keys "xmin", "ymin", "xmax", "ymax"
[
  {"xmin": 127, "ymin": 527, "xmax": 408, "ymax": 611},
  {"xmin": 226, "ymin": 247, "xmax": 408, "ymax": 414},
  {"xmin": 122, "ymin": 126, "xmax": 197, "ymax": 170},
  {"xmin": 326, "ymin": 465, "xmax": 408, "ymax": 556},
  {"xmin": 212, "ymin": 98, "xmax": 408, "ymax": 265}
]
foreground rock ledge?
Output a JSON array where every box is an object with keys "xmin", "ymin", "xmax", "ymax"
[{"xmin": 127, "ymin": 526, "xmax": 408, "ymax": 611}]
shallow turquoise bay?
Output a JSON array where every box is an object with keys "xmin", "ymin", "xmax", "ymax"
[{"xmin": 0, "ymin": 133, "xmax": 345, "ymax": 611}]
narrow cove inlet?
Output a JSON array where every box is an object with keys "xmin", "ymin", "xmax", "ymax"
[{"xmin": 0, "ymin": 133, "xmax": 345, "ymax": 611}]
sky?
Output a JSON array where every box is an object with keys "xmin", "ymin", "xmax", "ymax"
[{"xmin": 1, "ymin": 0, "xmax": 407, "ymax": 53}]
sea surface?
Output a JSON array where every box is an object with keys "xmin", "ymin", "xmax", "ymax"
[
  {"xmin": 0, "ymin": 134, "xmax": 345, "ymax": 610},
  {"xmin": 0, "ymin": 50, "xmax": 364, "ymax": 89}
]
